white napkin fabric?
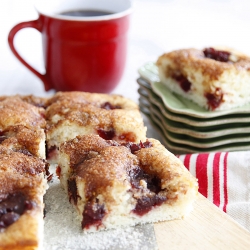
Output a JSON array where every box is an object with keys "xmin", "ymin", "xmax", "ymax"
[{"xmin": 178, "ymin": 151, "xmax": 250, "ymax": 232}]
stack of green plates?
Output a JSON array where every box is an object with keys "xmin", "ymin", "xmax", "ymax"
[{"xmin": 137, "ymin": 62, "xmax": 250, "ymax": 154}]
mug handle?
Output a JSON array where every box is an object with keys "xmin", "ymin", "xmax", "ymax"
[{"xmin": 8, "ymin": 20, "xmax": 52, "ymax": 91}]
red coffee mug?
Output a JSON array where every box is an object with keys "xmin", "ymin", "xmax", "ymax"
[{"xmin": 8, "ymin": 0, "xmax": 132, "ymax": 93}]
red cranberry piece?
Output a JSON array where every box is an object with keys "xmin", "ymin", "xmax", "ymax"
[
  {"xmin": 46, "ymin": 145, "xmax": 57, "ymax": 161},
  {"xmin": 101, "ymin": 102, "xmax": 121, "ymax": 110},
  {"xmin": 123, "ymin": 140, "xmax": 153, "ymax": 154},
  {"xmin": 45, "ymin": 162, "xmax": 51, "ymax": 176},
  {"xmin": 147, "ymin": 176, "xmax": 162, "ymax": 194},
  {"xmin": 0, "ymin": 193, "xmax": 25, "ymax": 215},
  {"xmin": 82, "ymin": 199, "xmax": 105, "ymax": 229},
  {"xmin": 128, "ymin": 164, "xmax": 165, "ymax": 216},
  {"xmin": 133, "ymin": 195, "xmax": 166, "ymax": 216},
  {"xmin": 118, "ymin": 132, "xmax": 136, "ymax": 142},
  {"xmin": 129, "ymin": 166, "xmax": 162, "ymax": 193},
  {"xmin": 56, "ymin": 166, "xmax": 61, "ymax": 178},
  {"xmin": 68, "ymin": 178, "xmax": 78, "ymax": 205},
  {"xmin": 0, "ymin": 193, "xmax": 34, "ymax": 229},
  {"xmin": 97, "ymin": 128, "xmax": 115, "ymax": 140},
  {"xmin": 129, "ymin": 167, "xmax": 144, "ymax": 189},
  {"xmin": 1, "ymin": 212, "xmax": 20, "ymax": 227},
  {"xmin": 203, "ymin": 47, "xmax": 230, "ymax": 62},
  {"xmin": 130, "ymin": 144, "xmax": 141, "ymax": 153},
  {"xmin": 25, "ymin": 200, "xmax": 34, "ymax": 210},
  {"xmin": 205, "ymin": 88, "xmax": 223, "ymax": 110},
  {"xmin": 172, "ymin": 73, "xmax": 191, "ymax": 92},
  {"xmin": 141, "ymin": 141, "xmax": 153, "ymax": 148},
  {"xmin": 47, "ymin": 174, "xmax": 53, "ymax": 182}
]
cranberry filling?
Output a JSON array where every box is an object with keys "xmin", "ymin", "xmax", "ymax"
[
  {"xmin": 118, "ymin": 132, "xmax": 136, "ymax": 142},
  {"xmin": 0, "ymin": 130, "xmax": 9, "ymax": 144},
  {"xmin": 56, "ymin": 166, "xmax": 61, "ymax": 178},
  {"xmin": 97, "ymin": 128, "xmax": 115, "ymax": 140},
  {"xmin": 68, "ymin": 178, "xmax": 78, "ymax": 205},
  {"xmin": 47, "ymin": 174, "xmax": 53, "ymax": 182},
  {"xmin": 101, "ymin": 102, "xmax": 121, "ymax": 110},
  {"xmin": 0, "ymin": 193, "xmax": 34, "ymax": 231},
  {"xmin": 123, "ymin": 141, "xmax": 153, "ymax": 154},
  {"xmin": 129, "ymin": 167, "xmax": 161, "ymax": 193},
  {"xmin": 46, "ymin": 145, "xmax": 58, "ymax": 160},
  {"xmin": 205, "ymin": 88, "xmax": 223, "ymax": 110},
  {"xmin": 82, "ymin": 199, "xmax": 106, "ymax": 229},
  {"xmin": 134, "ymin": 195, "xmax": 166, "ymax": 216},
  {"xmin": 203, "ymin": 47, "xmax": 230, "ymax": 62},
  {"xmin": 172, "ymin": 73, "xmax": 191, "ymax": 92},
  {"xmin": 45, "ymin": 162, "xmax": 51, "ymax": 176},
  {"xmin": 128, "ymin": 166, "xmax": 166, "ymax": 216}
]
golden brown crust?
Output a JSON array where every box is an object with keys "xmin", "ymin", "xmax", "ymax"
[
  {"xmin": 0, "ymin": 95, "xmax": 48, "ymax": 108},
  {"xmin": 62, "ymin": 135, "xmax": 198, "ymax": 207},
  {"xmin": 19, "ymin": 94, "xmax": 49, "ymax": 108},
  {"xmin": 75, "ymin": 145, "xmax": 136, "ymax": 199},
  {"xmin": 0, "ymin": 97, "xmax": 46, "ymax": 130},
  {"xmin": 46, "ymin": 91, "xmax": 139, "ymax": 125},
  {"xmin": 0, "ymin": 125, "xmax": 45, "ymax": 158},
  {"xmin": 0, "ymin": 145, "xmax": 45, "ymax": 194},
  {"xmin": 46, "ymin": 91, "xmax": 138, "ymax": 110},
  {"xmin": 60, "ymin": 134, "xmax": 119, "ymax": 168}
]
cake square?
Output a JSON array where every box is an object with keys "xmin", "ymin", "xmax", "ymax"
[
  {"xmin": 0, "ymin": 125, "xmax": 46, "ymax": 159},
  {"xmin": 0, "ymin": 96, "xmax": 46, "ymax": 130},
  {"xmin": 45, "ymin": 92, "xmax": 147, "ymax": 162},
  {"xmin": 0, "ymin": 146, "xmax": 47, "ymax": 250},
  {"xmin": 157, "ymin": 47, "xmax": 250, "ymax": 111},
  {"xmin": 0, "ymin": 96, "xmax": 47, "ymax": 159},
  {"xmin": 57, "ymin": 134, "xmax": 198, "ymax": 233}
]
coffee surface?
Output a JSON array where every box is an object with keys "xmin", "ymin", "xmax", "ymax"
[{"xmin": 59, "ymin": 9, "xmax": 114, "ymax": 17}]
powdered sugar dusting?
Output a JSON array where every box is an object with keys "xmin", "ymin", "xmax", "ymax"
[{"xmin": 43, "ymin": 167, "xmax": 157, "ymax": 250}]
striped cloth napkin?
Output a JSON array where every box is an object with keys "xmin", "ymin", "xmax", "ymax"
[{"xmin": 178, "ymin": 151, "xmax": 250, "ymax": 232}]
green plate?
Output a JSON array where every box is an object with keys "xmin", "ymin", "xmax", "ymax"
[
  {"xmin": 137, "ymin": 78, "xmax": 250, "ymax": 127},
  {"xmin": 139, "ymin": 103, "xmax": 250, "ymax": 154},
  {"xmin": 138, "ymin": 62, "xmax": 250, "ymax": 118},
  {"xmin": 139, "ymin": 94, "xmax": 250, "ymax": 139}
]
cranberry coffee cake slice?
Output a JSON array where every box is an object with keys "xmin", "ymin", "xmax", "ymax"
[
  {"xmin": 157, "ymin": 47, "xmax": 250, "ymax": 111},
  {"xmin": 57, "ymin": 135, "xmax": 198, "ymax": 233},
  {"xmin": 0, "ymin": 146, "xmax": 47, "ymax": 250},
  {"xmin": 0, "ymin": 95, "xmax": 48, "ymax": 249}
]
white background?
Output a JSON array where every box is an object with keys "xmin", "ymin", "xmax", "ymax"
[{"xmin": 1, "ymin": 0, "xmax": 250, "ymax": 100}]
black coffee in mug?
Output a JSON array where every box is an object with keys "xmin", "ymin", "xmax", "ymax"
[{"xmin": 59, "ymin": 9, "xmax": 114, "ymax": 17}]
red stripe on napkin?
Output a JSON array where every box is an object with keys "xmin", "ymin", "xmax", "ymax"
[
  {"xmin": 223, "ymin": 152, "xmax": 229, "ymax": 212},
  {"xmin": 213, "ymin": 153, "xmax": 221, "ymax": 207},
  {"xmin": 179, "ymin": 152, "xmax": 229, "ymax": 213},
  {"xmin": 196, "ymin": 154, "xmax": 209, "ymax": 198}
]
